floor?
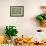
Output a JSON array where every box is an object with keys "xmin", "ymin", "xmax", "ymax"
[{"xmin": 14, "ymin": 43, "xmax": 46, "ymax": 46}]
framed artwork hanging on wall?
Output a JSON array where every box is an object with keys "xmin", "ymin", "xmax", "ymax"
[{"xmin": 10, "ymin": 6, "xmax": 24, "ymax": 17}]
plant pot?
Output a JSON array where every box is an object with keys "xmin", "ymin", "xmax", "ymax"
[
  {"xmin": 11, "ymin": 36, "xmax": 17, "ymax": 44},
  {"xmin": 40, "ymin": 20, "xmax": 46, "ymax": 27},
  {"xmin": 7, "ymin": 39, "xmax": 12, "ymax": 44}
]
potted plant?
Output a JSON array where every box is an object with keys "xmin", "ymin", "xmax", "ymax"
[
  {"xmin": 36, "ymin": 14, "xmax": 46, "ymax": 27},
  {"xmin": 36, "ymin": 6, "xmax": 46, "ymax": 27},
  {"xmin": 5, "ymin": 26, "xmax": 18, "ymax": 43}
]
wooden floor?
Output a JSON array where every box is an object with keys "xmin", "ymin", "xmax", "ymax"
[{"xmin": 14, "ymin": 43, "xmax": 46, "ymax": 46}]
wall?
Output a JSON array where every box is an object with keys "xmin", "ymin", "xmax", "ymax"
[{"xmin": 0, "ymin": 0, "xmax": 46, "ymax": 39}]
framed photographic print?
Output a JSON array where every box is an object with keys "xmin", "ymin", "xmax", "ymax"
[{"xmin": 10, "ymin": 6, "xmax": 24, "ymax": 17}]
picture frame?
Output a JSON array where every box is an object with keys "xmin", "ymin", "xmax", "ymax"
[{"xmin": 10, "ymin": 6, "xmax": 24, "ymax": 17}]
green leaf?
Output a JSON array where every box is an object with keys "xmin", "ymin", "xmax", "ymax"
[
  {"xmin": 44, "ymin": 15, "xmax": 46, "ymax": 20},
  {"xmin": 36, "ymin": 15, "xmax": 44, "ymax": 21},
  {"xmin": 5, "ymin": 26, "xmax": 18, "ymax": 38}
]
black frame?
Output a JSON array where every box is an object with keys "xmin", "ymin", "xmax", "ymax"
[{"xmin": 10, "ymin": 6, "xmax": 24, "ymax": 17}]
